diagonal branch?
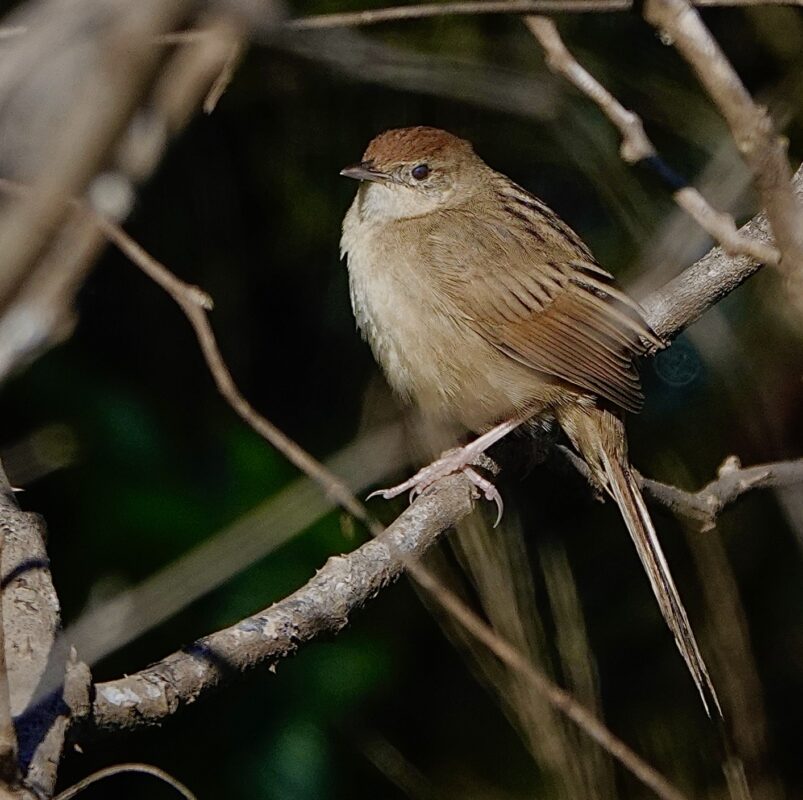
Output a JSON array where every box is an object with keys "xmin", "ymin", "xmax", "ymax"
[
  {"xmin": 89, "ymin": 472, "xmax": 689, "ymax": 800},
  {"xmin": 643, "ymin": 0, "xmax": 803, "ymax": 291},
  {"xmin": 639, "ymin": 164, "xmax": 802, "ymax": 341},
  {"xmin": 88, "ymin": 473, "xmax": 476, "ymax": 733},
  {"xmin": 523, "ymin": 15, "xmax": 780, "ymax": 268},
  {"xmin": 89, "ymin": 212, "xmax": 380, "ymax": 534}
]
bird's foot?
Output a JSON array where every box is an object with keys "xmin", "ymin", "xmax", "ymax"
[{"xmin": 367, "ymin": 447, "xmax": 504, "ymax": 526}]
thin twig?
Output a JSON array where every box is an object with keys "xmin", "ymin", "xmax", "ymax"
[
  {"xmin": 558, "ymin": 446, "xmax": 803, "ymax": 531},
  {"xmin": 282, "ymin": 0, "xmax": 801, "ymax": 30},
  {"xmin": 92, "ymin": 212, "xmax": 382, "ymax": 534},
  {"xmin": 639, "ymin": 455, "xmax": 803, "ymax": 531},
  {"xmin": 203, "ymin": 33, "xmax": 244, "ymax": 113},
  {"xmin": 523, "ymin": 16, "xmax": 780, "ymax": 266},
  {"xmin": 53, "ymin": 763, "xmax": 196, "ymax": 800},
  {"xmin": 643, "ymin": 0, "xmax": 803, "ymax": 286},
  {"xmin": 524, "ymin": 16, "xmax": 653, "ymax": 162}
]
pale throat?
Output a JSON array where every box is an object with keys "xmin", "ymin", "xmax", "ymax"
[{"xmin": 355, "ymin": 181, "xmax": 454, "ymax": 222}]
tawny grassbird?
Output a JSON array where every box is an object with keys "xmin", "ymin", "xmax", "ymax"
[{"xmin": 340, "ymin": 126, "xmax": 719, "ymax": 715}]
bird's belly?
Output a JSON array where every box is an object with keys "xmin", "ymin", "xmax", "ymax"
[{"xmin": 347, "ymin": 251, "xmax": 551, "ymax": 430}]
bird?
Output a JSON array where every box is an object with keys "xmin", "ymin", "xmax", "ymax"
[{"xmin": 339, "ymin": 125, "xmax": 720, "ymax": 716}]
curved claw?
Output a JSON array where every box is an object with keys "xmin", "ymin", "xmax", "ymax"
[
  {"xmin": 368, "ymin": 451, "xmax": 506, "ymax": 526},
  {"xmin": 464, "ymin": 467, "xmax": 504, "ymax": 527},
  {"xmin": 367, "ymin": 483, "xmax": 409, "ymax": 501},
  {"xmin": 488, "ymin": 487, "xmax": 504, "ymax": 528}
]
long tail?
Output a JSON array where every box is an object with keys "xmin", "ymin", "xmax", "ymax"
[{"xmin": 558, "ymin": 406, "xmax": 721, "ymax": 717}]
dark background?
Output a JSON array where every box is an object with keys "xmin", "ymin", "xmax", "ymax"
[{"xmin": 2, "ymin": 3, "xmax": 803, "ymax": 798}]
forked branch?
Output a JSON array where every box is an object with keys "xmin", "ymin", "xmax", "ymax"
[{"xmin": 524, "ymin": 15, "xmax": 781, "ymax": 267}]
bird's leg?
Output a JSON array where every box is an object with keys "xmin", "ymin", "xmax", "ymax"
[{"xmin": 367, "ymin": 418, "xmax": 524, "ymax": 525}]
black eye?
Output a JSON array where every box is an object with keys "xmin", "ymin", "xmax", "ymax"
[{"xmin": 411, "ymin": 163, "xmax": 430, "ymax": 181}]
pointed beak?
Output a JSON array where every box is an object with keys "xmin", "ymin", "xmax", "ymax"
[{"xmin": 339, "ymin": 162, "xmax": 389, "ymax": 183}]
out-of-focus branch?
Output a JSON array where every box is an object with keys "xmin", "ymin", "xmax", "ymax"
[
  {"xmin": 277, "ymin": 28, "xmax": 559, "ymax": 122},
  {"xmin": 203, "ymin": 36, "xmax": 243, "ymax": 113},
  {"xmin": 0, "ymin": 10, "xmax": 247, "ymax": 384},
  {"xmin": 524, "ymin": 15, "xmax": 780, "ymax": 268},
  {"xmin": 0, "ymin": 0, "xmax": 189, "ymax": 312},
  {"xmin": 643, "ymin": 0, "xmax": 803, "ymax": 291},
  {"xmin": 282, "ymin": 0, "xmax": 802, "ymax": 30}
]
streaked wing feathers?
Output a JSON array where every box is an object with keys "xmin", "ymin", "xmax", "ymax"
[{"xmin": 434, "ymin": 183, "xmax": 661, "ymax": 413}]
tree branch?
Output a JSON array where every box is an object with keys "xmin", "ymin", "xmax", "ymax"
[
  {"xmin": 638, "ymin": 456, "xmax": 803, "ymax": 531},
  {"xmin": 0, "ymin": 476, "xmax": 20, "ymax": 792},
  {"xmin": 523, "ymin": 15, "xmax": 780, "ymax": 267},
  {"xmin": 557, "ymin": 446, "xmax": 803, "ymax": 531},
  {"xmin": 639, "ymin": 166, "xmax": 802, "ymax": 341},
  {"xmin": 0, "ymin": 463, "xmax": 87, "ymax": 800},
  {"xmin": 90, "ymin": 471, "xmax": 689, "ymax": 800},
  {"xmin": 0, "ymin": 0, "xmax": 190, "ymax": 313},
  {"xmin": 0, "ymin": 10, "xmax": 246, "ymax": 384},
  {"xmin": 283, "ymin": 0, "xmax": 802, "ymax": 30},
  {"xmin": 643, "ymin": 0, "xmax": 803, "ymax": 292},
  {"xmin": 90, "ymin": 473, "xmax": 476, "ymax": 732}
]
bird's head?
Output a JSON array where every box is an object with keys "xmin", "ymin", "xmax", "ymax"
[{"xmin": 341, "ymin": 126, "xmax": 486, "ymax": 221}]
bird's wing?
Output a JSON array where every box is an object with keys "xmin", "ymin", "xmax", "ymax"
[{"xmin": 426, "ymin": 182, "xmax": 662, "ymax": 413}]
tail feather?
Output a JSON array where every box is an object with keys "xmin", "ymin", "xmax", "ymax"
[
  {"xmin": 559, "ymin": 406, "xmax": 721, "ymax": 717},
  {"xmin": 599, "ymin": 447, "xmax": 721, "ymax": 717}
]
